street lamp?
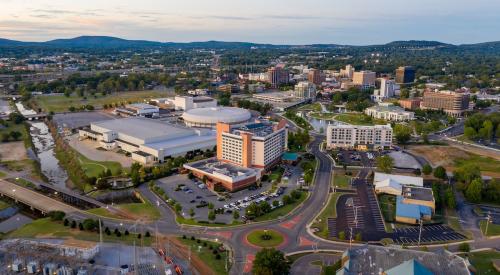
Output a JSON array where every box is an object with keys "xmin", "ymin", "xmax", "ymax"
[{"xmin": 484, "ymin": 212, "xmax": 492, "ymax": 236}]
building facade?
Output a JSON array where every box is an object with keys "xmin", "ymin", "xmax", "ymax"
[
  {"xmin": 307, "ymin": 68, "xmax": 324, "ymax": 85},
  {"xmin": 398, "ymin": 98, "xmax": 422, "ymax": 110},
  {"xmin": 217, "ymin": 120, "xmax": 287, "ymax": 169},
  {"xmin": 395, "ymin": 66, "xmax": 416, "ymax": 84},
  {"xmin": 364, "ymin": 103, "xmax": 414, "ymax": 121},
  {"xmin": 352, "ymin": 71, "xmax": 376, "ymax": 89},
  {"xmin": 421, "ymin": 90, "xmax": 470, "ymax": 117},
  {"xmin": 372, "ymin": 78, "xmax": 399, "ymax": 101},
  {"xmin": 293, "ymin": 81, "xmax": 317, "ymax": 99},
  {"xmin": 267, "ymin": 66, "xmax": 289, "ymax": 88},
  {"xmin": 326, "ymin": 124, "xmax": 393, "ymax": 150},
  {"xmin": 340, "ymin": 64, "xmax": 354, "ymax": 78}
]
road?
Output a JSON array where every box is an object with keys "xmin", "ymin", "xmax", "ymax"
[{"xmin": 4, "ymin": 133, "xmax": 500, "ymax": 274}]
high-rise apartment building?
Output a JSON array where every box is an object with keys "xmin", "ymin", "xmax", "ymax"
[
  {"xmin": 353, "ymin": 71, "xmax": 376, "ymax": 89},
  {"xmin": 307, "ymin": 68, "xmax": 324, "ymax": 85},
  {"xmin": 217, "ymin": 120, "xmax": 287, "ymax": 169},
  {"xmin": 421, "ymin": 90, "xmax": 470, "ymax": 117},
  {"xmin": 267, "ymin": 66, "xmax": 289, "ymax": 88},
  {"xmin": 326, "ymin": 124, "xmax": 393, "ymax": 150},
  {"xmin": 395, "ymin": 66, "xmax": 416, "ymax": 84},
  {"xmin": 293, "ymin": 81, "xmax": 317, "ymax": 99}
]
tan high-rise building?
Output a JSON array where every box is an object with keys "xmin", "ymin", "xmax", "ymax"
[
  {"xmin": 421, "ymin": 90, "xmax": 470, "ymax": 117},
  {"xmin": 308, "ymin": 68, "xmax": 324, "ymax": 85},
  {"xmin": 217, "ymin": 120, "xmax": 287, "ymax": 169},
  {"xmin": 340, "ymin": 64, "xmax": 355, "ymax": 78},
  {"xmin": 353, "ymin": 71, "xmax": 376, "ymax": 89}
]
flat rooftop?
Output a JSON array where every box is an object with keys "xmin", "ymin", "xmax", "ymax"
[
  {"xmin": 92, "ymin": 117, "xmax": 194, "ymax": 141},
  {"xmin": 340, "ymin": 245, "xmax": 469, "ymax": 275},
  {"xmin": 403, "ymin": 186, "xmax": 434, "ymax": 201},
  {"xmin": 186, "ymin": 158, "xmax": 256, "ymax": 178},
  {"xmin": 233, "ymin": 122, "xmax": 276, "ymax": 137}
]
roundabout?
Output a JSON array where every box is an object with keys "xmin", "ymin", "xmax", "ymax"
[{"xmin": 246, "ymin": 229, "xmax": 285, "ymax": 248}]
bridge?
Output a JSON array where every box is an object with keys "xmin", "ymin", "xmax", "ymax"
[{"xmin": 0, "ymin": 180, "xmax": 79, "ymax": 215}]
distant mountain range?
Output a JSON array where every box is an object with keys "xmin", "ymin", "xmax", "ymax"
[{"xmin": 0, "ymin": 36, "xmax": 498, "ymax": 50}]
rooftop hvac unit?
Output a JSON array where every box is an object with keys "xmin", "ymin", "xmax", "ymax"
[
  {"xmin": 27, "ymin": 261, "xmax": 38, "ymax": 274},
  {"xmin": 43, "ymin": 263, "xmax": 57, "ymax": 275}
]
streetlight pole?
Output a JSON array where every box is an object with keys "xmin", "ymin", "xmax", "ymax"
[
  {"xmin": 417, "ymin": 218, "xmax": 423, "ymax": 247},
  {"xmin": 485, "ymin": 212, "xmax": 491, "ymax": 236}
]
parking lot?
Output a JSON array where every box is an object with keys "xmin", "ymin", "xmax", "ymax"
[
  {"xmin": 334, "ymin": 150, "xmax": 382, "ymax": 167},
  {"xmin": 392, "ymin": 225, "xmax": 467, "ymax": 245},
  {"xmin": 156, "ymin": 164, "xmax": 303, "ymax": 224}
]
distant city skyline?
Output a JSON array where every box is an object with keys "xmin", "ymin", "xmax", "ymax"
[{"xmin": 1, "ymin": 0, "xmax": 499, "ymax": 45}]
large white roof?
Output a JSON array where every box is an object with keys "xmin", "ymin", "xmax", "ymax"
[
  {"xmin": 182, "ymin": 107, "xmax": 251, "ymax": 125},
  {"xmin": 373, "ymin": 172, "xmax": 423, "ymax": 187}
]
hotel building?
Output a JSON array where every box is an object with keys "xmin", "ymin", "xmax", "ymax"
[
  {"xmin": 184, "ymin": 120, "xmax": 288, "ymax": 191},
  {"xmin": 326, "ymin": 124, "xmax": 392, "ymax": 150}
]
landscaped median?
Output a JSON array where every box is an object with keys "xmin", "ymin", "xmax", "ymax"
[
  {"xmin": 246, "ymin": 229, "xmax": 285, "ymax": 248},
  {"xmin": 310, "ymin": 191, "xmax": 345, "ymax": 239}
]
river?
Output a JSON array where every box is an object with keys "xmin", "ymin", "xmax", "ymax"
[{"xmin": 15, "ymin": 102, "xmax": 69, "ymax": 189}]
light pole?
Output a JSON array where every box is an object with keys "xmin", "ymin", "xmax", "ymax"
[
  {"xmin": 417, "ymin": 218, "xmax": 423, "ymax": 247},
  {"xmin": 484, "ymin": 212, "xmax": 492, "ymax": 236}
]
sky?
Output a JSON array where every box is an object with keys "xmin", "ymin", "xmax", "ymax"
[{"xmin": 1, "ymin": 0, "xmax": 499, "ymax": 45}]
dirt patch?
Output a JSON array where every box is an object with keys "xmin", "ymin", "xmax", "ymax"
[
  {"xmin": 408, "ymin": 145, "xmax": 468, "ymax": 167},
  {"xmin": 0, "ymin": 141, "xmax": 28, "ymax": 161},
  {"xmin": 447, "ymin": 141, "xmax": 500, "ymax": 161}
]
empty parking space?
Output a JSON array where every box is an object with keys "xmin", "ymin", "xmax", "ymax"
[{"xmin": 392, "ymin": 224, "xmax": 466, "ymax": 244}]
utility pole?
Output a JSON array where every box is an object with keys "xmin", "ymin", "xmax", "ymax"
[
  {"xmin": 349, "ymin": 227, "xmax": 353, "ymax": 248},
  {"xmin": 417, "ymin": 218, "xmax": 423, "ymax": 247}
]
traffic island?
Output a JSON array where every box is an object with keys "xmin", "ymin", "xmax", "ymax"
[{"xmin": 246, "ymin": 229, "xmax": 285, "ymax": 248}]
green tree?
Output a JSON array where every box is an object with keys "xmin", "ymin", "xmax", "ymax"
[
  {"xmin": 189, "ymin": 208, "xmax": 195, "ymax": 218},
  {"xmin": 465, "ymin": 178, "xmax": 482, "ymax": 203},
  {"xmin": 246, "ymin": 202, "xmax": 262, "ymax": 218},
  {"xmin": 252, "ymin": 248, "xmax": 290, "ymax": 275},
  {"xmin": 394, "ymin": 124, "xmax": 412, "ymax": 145},
  {"xmin": 376, "ymin": 155, "xmax": 394, "ymax": 173},
  {"xmin": 454, "ymin": 164, "xmax": 481, "ymax": 184},
  {"xmin": 233, "ymin": 210, "xmax": 240, "ymax": 220},
  {"xmin": 433, "ymin": 166, "xmax": 447, "ymax": 180},
  {"xmin": 208, "ymin": 210, "xmax": 216, "ymax": 221},
  {"xmin": 464, "ymin": 127, "xmax": 477, "ymax": 139},
  {"xmin": 422, "ymin": 164, "xmax": 433, "ymax": 175}
]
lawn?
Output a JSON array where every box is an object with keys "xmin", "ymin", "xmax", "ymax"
[
  {"xmin": 32, "ymin": 90, "xmax": 172, "ymax": 113},
  {"xmin": 115, "ymin": 200, "xmax": 161, "ymax": 221},
  {"xmin": 86, "ymin": 208, "xmax": 128, "ymax": 219},
  {"xmin": 298, "ymin": 103, "xmax": 322, "ymax": 112},
  {"xmin": 178, "ymin": 237, "xmax": 229, "ymax": 275},
  {"xmin": 253, "ymin": 191, "xmax": 308, "ymax": 222},
  {"xmin": 454, "ymin": 154, "xmax": 500, "ymax": 174},
  {"xmin": 309, "ymin": 112, "xmax": 336, "ymax": 120},
  {"xmin": 77, "ymin": 152, "xmax": 122, "ymax": 178},
  {"xmin": 176, "ymin": 216, "xmax": 243, "ymax": 227},
  {"xmin": 334, "ymin": 113, "xmax": 385, "ymax": 126},
  {"xmin": 246, "ymin": 229, "xmax": 284, "ymax": 247},
  {"xmin": 467, "ymin": 250, "xmax": 500, "ymax": 275},
  {"xmin": 333, "ymin": 173, "xmax": 351, "ymax": 188},
  {"xmin": 0, "ymin": 170, "xmax": 6, "ymax": 178},
  {"xmin": 312, "ymin": 192, "xmax": 345, "ymax": 239},
  {"xmin": 480, "ymin": 220, "xmax": 500, "ymax": 237},
  {"xmin": 378, "ymin": 194, "xmax": 396, "ymax": 222},
  {"xmin": 7, "ymin": 218, "xmax": 152, "ymax": 246}
]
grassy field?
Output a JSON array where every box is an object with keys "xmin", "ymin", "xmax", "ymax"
[
  {"xmin": 77, "ymin": 152, "xmax": 122, "ymax": 178},
  {"xmin": 467, "ymin": 250, "xmax": 500, "ymax": 275},
  {"xmin": 246, "ymin": 229, "xmax": 284, "ymax": 247},
  {"xmin": 298, "ymin": 103, "xmax": 322, "ymax": 112},
  {"xmin": 32, "ymin": 90, "xmax": 171, "ymax": 113},
  {"xmin": 115, "ymin": 200, "xmax": 161, "ymax": 221},
  {"xmin": 178, "ymin": 237, "xmax": 229, "ymax": 275},
  {"xmin": 309, "ymin": 112, "xmax": 336, "ymax": 120},
  {"xmin": 454, "ymin": 154, "xmax": 500, "ymax": 174},
  {"xmin": 7, "ymin": 218, "xmax": 152, "ymax": 246},
  {"xmin": 480, "ymin": 220, "xmax": 500, "ymax": 237},
  {"xmin": 378, "ymin": 194, "xmax": 396, "ymax": 222},
  {"xmin": 253, "ymin": 192, "xmax": 307, "ymax": 222},
  {"xmin": 333, "ymin": 173, "xmax": 351, "ymax": 188},
  {"xmin": 312, "ymin": 192, "xmax": 345, "ymax": 238},
  {"xmin": 86, "ymin": 208, "xmax": 127, "ymax": 219},
  {"xmin": 334, "ymin": 113, "xmax": 385, "ymax": 126}
]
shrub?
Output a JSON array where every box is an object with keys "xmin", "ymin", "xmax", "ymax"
[
  {"xmin": 125, "ymin": 230, "xmax": 129, "ymax": 236},
  {"xmin": 63, "ymin": 219, "xmax": 69, "ymax": 226},
  {"xmin": 145, "ymin": 231, "xmax": 151, "ymax": 237},
  {"xmin": 215, "ymin": 254, "xmax": 221, "ymax": 260},
  {"xmin": 70, "ymin": 220, "xmax": 76, "ymax": 229},
  {"xmin": 183, "ymin": 235, "xmax": 187, "ymax": 239}
]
